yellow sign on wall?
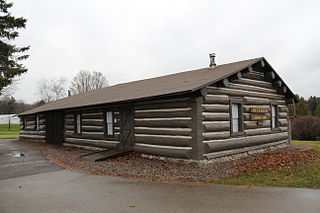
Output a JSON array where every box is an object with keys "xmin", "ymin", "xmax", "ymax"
[
  {"xmin": 250, "ymin": 115, "xmax": 269, "ymax": 120},
  {"xmin": 250, "ymin": 108, "xmax": 269, "ymax": 113}
]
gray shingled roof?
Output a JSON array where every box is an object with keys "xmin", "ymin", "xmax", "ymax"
[{"xmin": 20, "ymin": 57, "xmax": 296, "ymax": 115}]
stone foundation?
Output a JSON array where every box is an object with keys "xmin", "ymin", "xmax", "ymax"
[{"xmin": 141, "ymin": 142, "xmax": 289, "ymax": 166}]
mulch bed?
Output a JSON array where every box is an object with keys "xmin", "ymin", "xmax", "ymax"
[{"xmin": 14, "ymin": 140, "xmax": 319, "ymax": 183}]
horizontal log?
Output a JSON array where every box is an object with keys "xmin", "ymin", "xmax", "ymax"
[
  {"xmin": 81, "ymin": 113, "xmax": 103, "ymax": 119},
  {"xmin": 203, "ymin": 131, "xmax": 230, "ymax": 140},
  {"xmin": 244, "ymin": 128, "xmax": 272, "ymax": 136},
  {"xmin": 65, "ymin": 125, "xmax": 74, "ymax": 131},
  {"xmin": 135, "ymin": 109, "xmax": 191, "ymax": 118},
  {"xmin": 204, "ymin": 132, "xmax": 288, "ymax": 153},
  {"xmin": 228, "ymin": 83, "xmax": 277, "ymax": 94},
  {"xmin": 26, "ymin": 121, "xmax": 35, "ymax": 125},
  {"xmin": 202, "ymin": 104, "xmax": 229, "ymax": 112},
  {"xmin": 203, "ymin": 95, "xmax": 229, "ymax": 104},
  {"xmin": 135, "ymin": 118, "xmax": 191, "ymax": 128},
  {"xmin": 244, "ymin": 120, "xmax": 270, "ymax": 129},
  {"xmin": 65, "ymin": 120, "xmax": 73, "ymax": 125},
  {"xmin": 135, "ymin": 101, "xmax": 189, "ymax": 110},
  {"xmin": 65, "ymin": 132, "xmax": 119, "ymax": 141},
  {"xmin": 25, "ymin": 126, "xmax": 36, "ymax": 131},
  {"xmin": 134, "ymin": 127, "xmax": 191, "ymax": 136},
  {"xmin": 241, "ymin": 72, "xmax": 265, "ymax": 81},
  {"xmin": 279, "ymin": 106, "xmax": 288, "ymax": 112},
  {"xmin": 133, "ymin": 143, "xmax": 191, "ymax": 159},
  {"xmin": 245, "ymin": 97, "xmax": 271, "ymax": 105},
  {"xmin": 233, "ymin": 78, "xmax": 273, "ymax": 89},
  {"xmin": 20, "ymin": 130, "xmax": 45, "ymax": 136},
  {"xmin": 81, "ymin": 125, "xmax": 104, "ymax": 132},
  {"xmin": 207, "ymin": 87, "xmax": 285, "ymax": 100},
  {"xmin": 20, "ymin": 134, "xmax": 45, "ymax": 139},
  {"xmin": 81, "ymin": 119, "xmax": 104, "ymax": 126},
  {"xmin": 64, "ymin": 138, "xmax": 119, "ymax": 149},
  {"xmin": 279, "ymin": 119, "xmax": 288, "ymax": 126},
  {"xmin": 279, "ymin": 112, "xmax": 287, "ymax": 119},
  {"xmin": 250, "ymin": 70, "xmax": 264, "ymax": 76},
  {"xmin": 204, "ymin": 140, "xmax": 288, "ymax": 159},
  {"xmin": 203, "ymin": 121, "xmax": 230, "ymax": 132},
  {"xmin": 39, "ymin": 125, "xmax": 46, "ymax": 130},
  {"xmin": 203, "ymin": 113, "xmax": 230, "ymax": 121},
  {"xmin": 65, "ymin": 114, "xmax": 74, "ymax": 119},
  {"xmin": 135, "ymin": 134, "xmax": 191, "ymax": 147}
]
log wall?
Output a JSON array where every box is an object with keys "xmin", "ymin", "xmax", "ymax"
[
  {"xmin": 203, "ymin": 70, "xmax": 290, "ymax": 159},
  {"xmin": 133, "ymin": 97, "xmax": 193, "ymax": 158},
  {"xmin": 19, "ymin": 114, "xmax": 46, "ymax": 141},
  {"xmin": 64, "ymin": 110, "xmax": 121, "ymax": 149}
]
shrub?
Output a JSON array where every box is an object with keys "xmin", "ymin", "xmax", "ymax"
[{"xmin": 292, "ymin": 116, "xmax": 320, "ymax": 141}]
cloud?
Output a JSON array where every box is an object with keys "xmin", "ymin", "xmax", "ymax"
[{"xmin": 11, "ymin": 0, "xmax": 320, "ymax": 103}]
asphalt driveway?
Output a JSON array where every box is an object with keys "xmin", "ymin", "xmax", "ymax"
[
  {"xmin": 0, "ymin": 139, "xmax": 319, "ymax": 213},
  {"xmin": 0, "ymin": 139, "xmax": 61, "ymax": 180}
]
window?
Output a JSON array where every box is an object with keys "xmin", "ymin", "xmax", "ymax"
[
  {"xmin": 75, "ymin": 113, "xmax": 81, "ymax": 134},
  {"xmin": 271, "ymin": 105, "xmax": 279, "ymax": 129},
  {"xmin": 23, "ymin": 117, "xmax": 27, "ymax": 130},
  {"xmin": 231, "ymin": 104, "xmax": 240, "ymax": 132},
  {"xmin": 36, "ymin": 115, "xmax": 40, "ymax": 131},
  {"xmin": 105, "ymin": 111, "xmax": 114, "ymax": 136},
  {"xmin": 230, "ymin": 98, "xmax": 244, "ymax": 136}
]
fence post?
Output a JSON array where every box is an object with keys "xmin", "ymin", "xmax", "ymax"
[{"xmin": 8, "ymin": 117, "xmax": 11, "ymax": 131}]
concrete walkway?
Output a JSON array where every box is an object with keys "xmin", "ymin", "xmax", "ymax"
[
  {"xmin": 1, "ymin": 169, "xmax": 320, "ymax": 213},
  {"xmin": 0, "ymin": 139, "xmax": 319, "ymax": 213}
]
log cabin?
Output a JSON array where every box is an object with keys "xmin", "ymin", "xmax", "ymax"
[{"xmin": 19, "ymin": 56, "xmax": 298, "ymax": 160}]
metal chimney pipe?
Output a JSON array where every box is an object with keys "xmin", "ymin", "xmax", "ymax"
[{"xmin": 209, "ymin": 53, "xmax": 216, "ymax": 67}]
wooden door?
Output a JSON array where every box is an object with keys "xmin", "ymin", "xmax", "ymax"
[
  {"xmin": 45, "ymin": 111, "xmax": 64, "ymax": 144},
  {"xmin": 120, "ymin": 106, "xmax": 134, "ymax": 148}
]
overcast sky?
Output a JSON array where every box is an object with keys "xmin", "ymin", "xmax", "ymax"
[{"xmin": 10, "ymin": 0, "xmax": 320, "ymax": 103}]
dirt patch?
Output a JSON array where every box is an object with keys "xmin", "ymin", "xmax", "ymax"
[{"xmin": 13, "ymin": 140, "xmax": 319, "ymax": 183}]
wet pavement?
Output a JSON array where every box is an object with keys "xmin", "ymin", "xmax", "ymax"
[
  {"xmin": 0, "ymin": 139, "xmax": 61, "ymax": 180},
  {"xmin": 0, "ymin": 139, "xmax": 320, "ymax": 213}
]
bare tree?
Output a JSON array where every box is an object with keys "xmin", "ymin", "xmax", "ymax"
[
  {"xmin": 69, "ymin": 70, "xmax": 108, "ymax": 95},
  {"xmin": 0, "ymin": 78, "xmax": 19, "ymax": 99},
  {"xmin": 37, "ymin": 77, "xmax": 67, "ymax": 102}
]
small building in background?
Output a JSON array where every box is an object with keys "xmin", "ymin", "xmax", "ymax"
[{"xmin": 0, "ymin": 114, "xmax": 20, "ymax": 125}]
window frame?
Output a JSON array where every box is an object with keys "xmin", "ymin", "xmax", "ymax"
[
  {"xmin": 103, "ymin": 110, "xmax": 115, "ymax": 138},
  {"xmin": 23, "ymin": 116, "xmax": 27, "ymax": 131},
  {"xmin": 74, "ymin": 113, "xmax": 82, "ymax": 134},
  {"xmin": 229, "ymin": 97, "xmax": 245, "ymax": 137},
  {"xmin": 270, "ymin": 102, "xmax": 280, "ymax": 130}
]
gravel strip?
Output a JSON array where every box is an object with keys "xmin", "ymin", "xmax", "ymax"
[{"xmin": 14, "ymin": 140, "xmax": 315, "ymax": 183}]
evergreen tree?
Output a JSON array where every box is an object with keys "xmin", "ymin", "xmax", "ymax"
[
  {"xmin": 308, "ymin": 96, "xmax": 320, "ymax": 116},
  {"xmin": 0, "ymin": 0, "xmax": 29, "ymax": 94},
  {"xmin": 295, "ymin": 97, "xmax": 310, "ymax": 117}
]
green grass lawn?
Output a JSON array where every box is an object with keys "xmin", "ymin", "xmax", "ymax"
[
  {"xmin": 210, "ymin": 140, "xmax": 320, "ymax": 189},
  {"xmin": 0, "ymin": 124, "xmax": 20, "ymax": 139}
]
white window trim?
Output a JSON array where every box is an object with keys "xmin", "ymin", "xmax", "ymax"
[
  {"xmin": 105, "ymin": 111, "xmax": 114, "ymax": 136},
  {"xmin": 75, "ymin": 113, "xmax": 81, "ymax": 134}
]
